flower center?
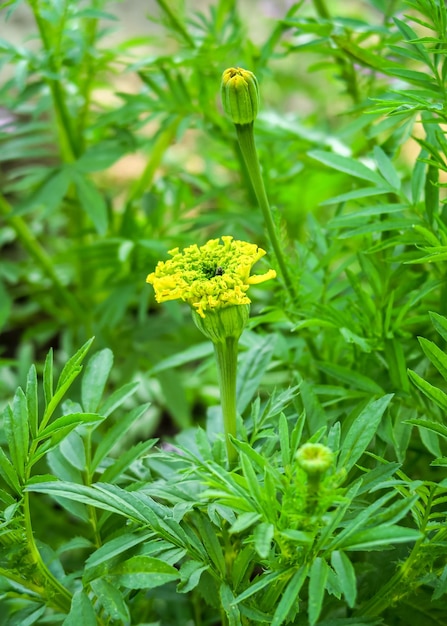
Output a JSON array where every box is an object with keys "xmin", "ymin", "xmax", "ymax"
[{"xmin": 201, "ymin": 263, "xmax": 225, "ymax": 279}]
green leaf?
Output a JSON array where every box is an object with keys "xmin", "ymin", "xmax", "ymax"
[
  {"xmin": 81, "ymin": 348, "xmax": 114, "ymax": 413},
  {"xmin": 271, "ymin": 566, "xmax": 308, "ymax": 626},
  {"xmin": 340, "ymin": 525, "xmax": 422, "ymax": 551},
  {"xmin": 309, "ymin": 150, "xmax": 385, "ymax": 185},
  {"xmin": 43, "ymin": 348, "xmax": 54, "ymax": 409},
  {"xmin": 331, "ymin": 551, "xmax": 357, "ymax": 608},
  {"xmin": 72, "ymin": 171, "xmax": 108, "ymax": 235},
  {"xmin": 253, "ymin": 522, "xmax": 274, "ymax": 559},
  {"xmin": 233, "ymin": 570, "xmax": 284, "ymax": 605},
  {"xmin": 4, "ymin": 388, "xmax": 29, "ymax": 482},
  {"xmin": 90, "ymin": 578, "xmax": 130, "ymax": 622},
  {"xmin": 338, "ymin": 395, "xmax": 393, "ymax": 472},
  {"xmin": 0, "ymin": 446, "xmax": 21, "ymax": 494},
  {"xmin": 229, "ymin": 512, "xmax": 261, "ymax": 534},
  {"xmin": 26, "ymin": 365, "xmax": 38, "ymax": 438},
  {"xmin": 430, "ymin": 312, "xmax": 447, "ymax": 343},
  {"xmin": 110, "ymin": 555, "xmax": 179, "ymax": 589},
  {"xmin": 279, "ymin": 413, "xmax": 290, "ymax": 467},
  {"xmin": 92, "ymin": 403, "xmax": 150, "ymax": 472},
  {"xmin": 99, "ymin": 381, "xmax": 140, "ymax": 417},
  {"xmin": 177, "ymin": 560, "xmax": 208, "ymax": 593},
  {"xmin": 99, "ymin": 438, "xmax": 157, "ymax": 483},
  {"xmin": 36, "ymin": 413, "xmax": 104, "ymax": 441},
  {"xmin": 373, "ymin": 146, "xmax": 401, "ymax": 190},
  {"xmin": 220, "ymin": 583, "xmax": 241, "ymax": 626},
  {"xmin": 405, "ymin": 418, "xmax": 447, "ymax": 441},
  {"xmin": 308, "ymin": 557, "xmax": 329, "ymax": 626},
  {"xmin": 408, "ymin": 370, "xmax": 447, "ymax": 411},
  {"xmin": 418, "ymin": 336, "xmax": 447, "ymax": 382},
  {"xmin": 63, "ymin": 590, "xmax": 96, "ymax": 626},
  {"xmin": 237, "ymin": 335, "xmax": 276, "ymax": 413},
  {"xmin": 58, "ymin": 338, "xmax": 95, "ymax": 390},
  {"xmin": 316, "ymin": 362, "xmax": 384, "ymax": 394}
]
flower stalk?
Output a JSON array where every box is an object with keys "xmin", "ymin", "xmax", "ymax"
[
  {"xmin": 221, "ymin": 67, "xmax": 298, "ymax": 303},
  {"xmin": 147, "ymin": 237, "xmax": 275, "ymax": 466}
]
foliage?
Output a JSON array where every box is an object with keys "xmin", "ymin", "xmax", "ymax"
[{"xmin": 2, "ymin": 0, "xmax": 447, "ymax": 624}]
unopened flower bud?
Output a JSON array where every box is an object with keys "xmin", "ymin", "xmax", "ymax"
[
  {"xmin": 192, "ymin": 304, "xmax": 250, "ymax": 344},
  {"xmin": 295, "ymin": 443, "xmax": 333, "ymax": 477},
  {"xmin": 221, "ymin": 67, "xmax": 259, "ymax": 125}
]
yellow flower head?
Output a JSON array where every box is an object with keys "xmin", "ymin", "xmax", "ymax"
[{"xmin": 146, "ymin": 236, "xmax": 276, "ymax": 318}]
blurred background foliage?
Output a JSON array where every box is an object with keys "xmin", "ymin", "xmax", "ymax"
[{"xmin": 1, "ymin": 0, "xmax": 447, "ymax": 462}]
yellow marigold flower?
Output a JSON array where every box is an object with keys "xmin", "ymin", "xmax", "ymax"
[{"xmin": 146, "ymin": 236, "xmax": 276, "ymax": 319}]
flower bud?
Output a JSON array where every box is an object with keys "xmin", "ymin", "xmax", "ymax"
[
  {"xmin": 192, "ymin": 304, "xmax": 250, "ymax": 344},
  {"xmin": 221, "ymin": 67, "xmax": 259, "ymax": 125},
  {"xmin": 295, "ymin": 443, "xmax": 333, "ymax": 477}
]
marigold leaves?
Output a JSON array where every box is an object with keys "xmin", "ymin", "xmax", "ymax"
[
  {"xmin": 418, "ymin": 336, "xmax": 447, "ymax": 383},
  {"xmin": 338, "ymin": 395, "xmax": 393, "ymax": 473},
  {"xmin": 109, "ymin": 555, "xmax": 179, "ymax": 589},
  {"xmin": 308, "ymin": 557, "xmax": 329, "ymax": 626},
  {"xmin": 338, "ymin": 525, "xmax": 422, "ymax": 551},
  {"xmin": 331, "ymin": 551, "xmax": 357, "ymax": 608},
  {"xmin": 91, "ymin": 403, "xmax": 150, "ymax": 473},
  {"xmin": 26, "ymin": 364, "xmax": 38, "ymax": 439},
  {"xmin": 81, "ymin": 348, "xmax": 114, "ymax": 413},
  {"xmin": 408, "ymin": 370, "xmax": 447, "ymax": 412},
  {"xmin": 0, "ymin": 445, "xmax": 21, "ymax": 494},
  {"xmin": 253, "ymin": 522, "xmax": 274, "ymax": 559},
  {"xmin": 236, "ymin": 335, "xmax": 276, "ymax": 414},
  {"xmin": 90, "ymin": 579, "xmax": 130, "ymax": 623},
  {"xmin": 271, "ymin": 566, "xmax": 308, "ymax": 626},
  {"xmin": 63, "ymin": 590, "xmax": 96, "ymax": 626},
  {"xmin": 309, "ymin": 150, "xmax": 386, "ymax": 185},
  {"xmin": 3, "ymin": 388, "xmax": 29, "ymax": 484}
]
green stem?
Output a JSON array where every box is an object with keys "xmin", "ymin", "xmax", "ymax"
[
  {"xmin": 235, "ymin": 123, "xmax": 297, "ymax": 303},
  {"xmin": 213, "ymin": 337, "xmax": 238, "ymax": 467},
  {"xmin": 0, "ymin": 194, "xmax": 84, "ymax": 319},
  {"xmin": 27, "ymin": 0, "xmax": 78, "ymax": 162},
  {"xmin": 22, "ymin": 492, "xmax": 72, "ymax": 612}
]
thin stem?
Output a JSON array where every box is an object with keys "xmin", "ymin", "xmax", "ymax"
[
  {"xmin": 213, "ymin": 338, "xmax": 238, "ymax": 467},
  {"xmin": 0, "ymin": 194, "xmax": 84, "ymax": 319},
  {"xmin": 27, "ymin": 0, "xmax": 79, "ymax": 162},
  {"xmin": 235, "ymin": 123, "xmax": 298, "ymax": 303}
]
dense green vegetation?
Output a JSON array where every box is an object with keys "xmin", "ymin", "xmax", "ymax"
[{"xmin": 1, "ymin": 0, "xmax": 447, "ymax": 624}]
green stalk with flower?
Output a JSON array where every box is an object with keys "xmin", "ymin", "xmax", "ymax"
[
  {"xmin": 147, "ymin": 236, "xmax": 276, "ymax": 466},
  {"xmin": 221, "ymin": 67, "xmax": 298, "ymax": 303}
]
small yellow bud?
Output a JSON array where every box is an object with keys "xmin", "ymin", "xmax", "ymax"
[
  {"xmin": 221, "ymin": 67, "xmax": 259, "ymax": 125},
  {"xmin": 295, "ymin": 443, "xmax": 334, "ymax": 477}
]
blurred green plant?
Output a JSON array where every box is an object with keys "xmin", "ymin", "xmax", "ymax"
[{"xmin": 2, "ymin": 0, "xmax": 447, "ymax": 623}]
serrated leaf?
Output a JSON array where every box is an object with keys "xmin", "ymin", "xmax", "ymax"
[
  {"xmin": 4, "ymin": 388, "xmax": 29, "ymax": 482},
  {"xmin": 72, "ymin": 171, "xmax": 108, "ymax": 235},
  {"xmin": 99, "ymin": 381, "xmax": 140, "ymax": 417},
  {"xmin": 177, "ymin": 560, "xmax": 208, "ymax": 593},
  {"xmin": 43, "ymin": 349, "xmax": 54, "ymax": 408}
]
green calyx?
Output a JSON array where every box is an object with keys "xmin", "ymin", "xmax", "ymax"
[
  {"xmin": 221, "ymin": 67, "xmax": 259, "ymax": 125},
  {"xmin": 192, "ymin": 304, "xmax": 250, "ymax": 344}
]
